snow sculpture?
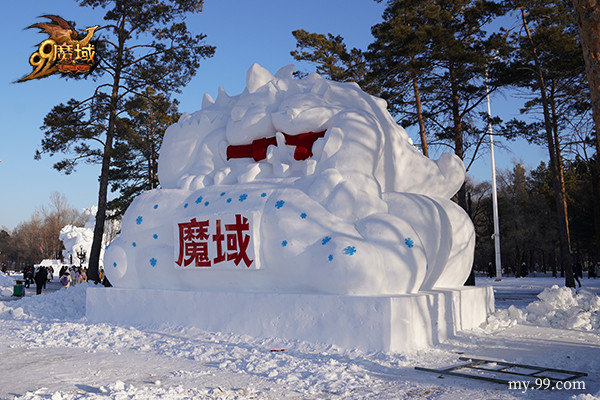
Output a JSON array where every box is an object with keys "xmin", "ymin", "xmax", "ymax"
[
  {"xmin": 60, "ymin": 207, "xmax": 118, "ymax": 268},
  {"xmin": 60, "ymin": 208, "xmax": 97, "ymax": 267},
  {"xmin": 104, "ymin": 64, "xmax": 474, "ymax": 295}
]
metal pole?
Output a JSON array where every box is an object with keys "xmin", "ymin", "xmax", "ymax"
[{"xmin": 486, "ymin": 69, "xmax": 502, "ymax": 280}]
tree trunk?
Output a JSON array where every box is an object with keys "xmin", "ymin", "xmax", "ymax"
[
  {"xmin": 521, "ymin": 8, "xmax": 574, "ymax": 287},
  {"xmin": 550, "ymin": 79, "xmax": 572, "ymax": 253},
  {"xmin": 448, "ymin": 61, "xmax": 467, "ymax": 210},
  {"xmin": 88, "ymin": 17, "xmax": 125, "ymax": 283},
  {"xmin": 412, "ymin": 72, "xmax": 429, "ymax": 157},
  {"xmin": 573, "ymin": 0, "xmax": 600, "ymax": 267}
]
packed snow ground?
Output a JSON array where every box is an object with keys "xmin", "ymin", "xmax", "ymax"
[{"xmin": 0, "ymin": 272, "xmax": 599, "ymax": 399}]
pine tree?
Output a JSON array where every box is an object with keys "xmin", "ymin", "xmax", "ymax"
[
  {"xmin": 572, "ymin": 0, "xmax": 600, "ymax": 269},
  {"xmin": 505, "ymin": 0, "xmax": 586, "ymax": 287},
  {"xmin": 368, "ymin": 0, "xmax": 507, "ymax": 210},
  {"xmin": 291, "ymin": 29, "xmax": 367, "ymax": 83},
  {"xmin": 35, "ymin": 0, "xmax": 215, "ymax": 282},
  {"xmin": 108, "ymin": 87, "xmax": 180, "ymax": 218}
]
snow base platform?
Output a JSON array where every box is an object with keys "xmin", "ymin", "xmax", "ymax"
[{"xmin": 86, "ymin": 286, "xmax": 494, "ymax": 353}]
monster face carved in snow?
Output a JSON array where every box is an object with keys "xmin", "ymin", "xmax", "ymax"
[{"xmin": 104, "ymin": 64, "xmax": 475, "ymax": 295}]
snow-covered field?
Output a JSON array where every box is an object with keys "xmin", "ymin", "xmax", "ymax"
[{"xmin": 1, "ymin": 272, "xmax": 599, "ymax": 399}]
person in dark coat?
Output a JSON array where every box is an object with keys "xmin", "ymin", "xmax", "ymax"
[
  {"xmin": 34, "ymin": 266, "xmax": 47, "ymax": 295},
  {"xmin": 575, "ymin": 262, "xmax": 583, "ymax": 288},
  {"xmin": 24, "ymin": 266, "xmax": 34, "ymax": 288}
]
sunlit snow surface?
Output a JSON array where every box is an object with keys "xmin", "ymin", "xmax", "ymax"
[{"xmin": 1, "ymin": 273, "xmax": 599, "ymax": 399}]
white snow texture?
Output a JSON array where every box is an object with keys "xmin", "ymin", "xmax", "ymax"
[{"xmin": 104, "ymin": 63, "xmax": 473, "ymax": 295}]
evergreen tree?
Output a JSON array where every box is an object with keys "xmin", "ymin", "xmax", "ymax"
[
  {"xmin": 34, "ymin": 0, "xmax": 215, "ymax": 282},
  {"xmin": 108, "ymin": 87, "xmax": 180, "ymax": 217},
  {"xmin": 290, "ymin": 29, "xmax": 367, "ymax": 83},
  {"xmin": 572, "ymin": 0, "xmax": 600, "ymax": 263},
  {"xmin": 504, "ymin": 0, "xmax": 586, "ymax": 286},
  {"xmin": 384, "ymin": 0, "xmax": 505, "ymax": 210},
  {"xmin": 292, "ymin": 0, "xmax": 507, "ymax": 210},
  {"xmin": 367, "ymin": 0, "xmax": 435, "ymax": 156}
]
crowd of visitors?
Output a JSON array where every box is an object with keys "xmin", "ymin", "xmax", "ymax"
[{"xmin": 21, "ymin": 264, "xmax": 91, "ymax": 294}]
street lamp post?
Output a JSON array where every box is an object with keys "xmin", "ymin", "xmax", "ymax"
[
  {"xmin": 76, "ymin": 247, "xmax": 87, "ymax": 268},
  {"xmin": 485, "ymin": 69, "xmax": 503, "ymax": 281}
]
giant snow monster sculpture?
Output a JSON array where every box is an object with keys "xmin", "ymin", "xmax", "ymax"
[{"xmin": 104, "ymin": 64, "xmax": 474, "ymax": 295}]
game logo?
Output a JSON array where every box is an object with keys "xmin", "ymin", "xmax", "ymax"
[{"xmin": 19, "ymin": 15, "xmax": 99, "ymax": 82}]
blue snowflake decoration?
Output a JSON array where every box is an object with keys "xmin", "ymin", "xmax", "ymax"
[
  {"xmin": 275, "ymin": 200, "xmax": 285, "ymax": 209},
  {"xmin": 220, "ymin": 192, "xmax": 226, "ymax": 197},
  {"xmin": 136, "ymin": 216, "xmax": 143, "ymax": 225},
  {"xmin": 204, "ymin": 201, "xmax": 210, "ymax": 207},
  {"xmin": 239, "ymin": 193, "xmax": 248, "ymax": 202},
  {"xmin": 405, "ymin": 238, "xmax": 415, "ymax": 248},
  {"xmin": 184, "ymin": 203, "xmax": 188, "ymax": 208},
  {"xmin": 300, "ymin": 212, "xmax": 307, "ymax": 219},
  {"xmin": 261, "ymin": 192, "xmax": 267, "ymax": 197},
  {"xmin": 343, "ymin": 246, "xmax": 357, "ymax": 256},
  {"xmin": 195, "ymin": 196, "xmax": 203, "ymax": 204},
  {"xmin": 227, "ymin": 198, "xmax": 232, "ymax": 203},
  {"xmin": 153, "ymin": 204, "xmax": 158, "ymax": 210},
  {"xmin": 150, "ymin": 258, "xmax": 157, "ymax": 267},
  {"xmin": 113, "ymin": 262, "xmax": 117, "ymax": 268},
  {"xmin": 321, "ymin": 236, "xmax": 331, "ymax": 245},
  {"xmin": 281, "ymin": 240, "xmax": 288, "ymax": 247},
  {"xmin": 153, "ymin": 234, "xmax": 158, "ymax": 240},
  {"xmin": 328, "ymin": 254, "xmax": 334, "ymax": 262},
  {"xmin": 132, "ymin": 242, "xmax": 137, "ymax": 247}
]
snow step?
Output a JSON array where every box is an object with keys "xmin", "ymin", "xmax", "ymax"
[{"xmin": 415, "ymin": 357, "xmax": 587, "ymax": 386}]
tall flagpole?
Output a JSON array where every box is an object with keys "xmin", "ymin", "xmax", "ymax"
[{"xmin": 486, "ymin": 69, "xmax": 502, "ymax": 281}]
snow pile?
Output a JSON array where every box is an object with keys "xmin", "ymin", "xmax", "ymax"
[
  {"xmin": 0, "ymin": 271, "xmax": 16, "ymax": 297},
  {"xmin": 0, "ymin": 270, "xmax": 15, "ymax": 286},
  {"xmin": 479, "ymin": 305, "xmax": 526, "ymax": 333},
  {"xmin": 526, "ymin": 285, "xmax": 600, "ymax": 331},
  {"xmin": 14, "ymin": 380, "xmax": 262, "ymax": 400},
  {"xmin": 572, "ymin": 392, "xmax": 600, "ymax": 400},
  {"xmin": 0, "ymin": 282, "xmax": 89, "ymax": 321},
  {"xmin": 481, "ymin": 285, "xmax": 600, "ymax": 332}
]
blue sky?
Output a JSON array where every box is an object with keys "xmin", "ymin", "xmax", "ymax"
[{"xmin": 0, "ymin": 0, "xmax": 548, "ymax": 231}]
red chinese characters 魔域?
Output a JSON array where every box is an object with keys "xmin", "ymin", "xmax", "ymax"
[{"xmin": 175, "ymin": 214, "xmax": 254, "ymax": 268}]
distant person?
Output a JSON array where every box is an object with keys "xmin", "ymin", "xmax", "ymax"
[
  {"xmin": 78, "ymin": 268, "xmax": 87, "ymax": 284},
  {"xmin": 24, "ymin": 266, "xmax": 34, "ymax": 288},
  {"xmin": 59, "ymin": 265, "xmax": 68, "ymax": 278},
  {"xmin": 72, "ymin": 268, "xmax": 80, "ymax": 286},
  {"xmin": 34, "ymin": 266, "xmax": 47, "ymax": 295},
  {"xmin": 42, "ymin": 268, "xmax": 47, "ymax": 289},
  {"xmin": 575, "ymin": 262, "xmax": 583, "ymax": 288},
  {"xmin": 520, "ymin": 262, "xmax": 528, "ymax": 277},
  {"xmin": 589, "ymin": 263, "xmax": 597, "ymax": 279},
  {"xmin": 60, "ymin": 271, "xmax": 71, "ymax": 289}
]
